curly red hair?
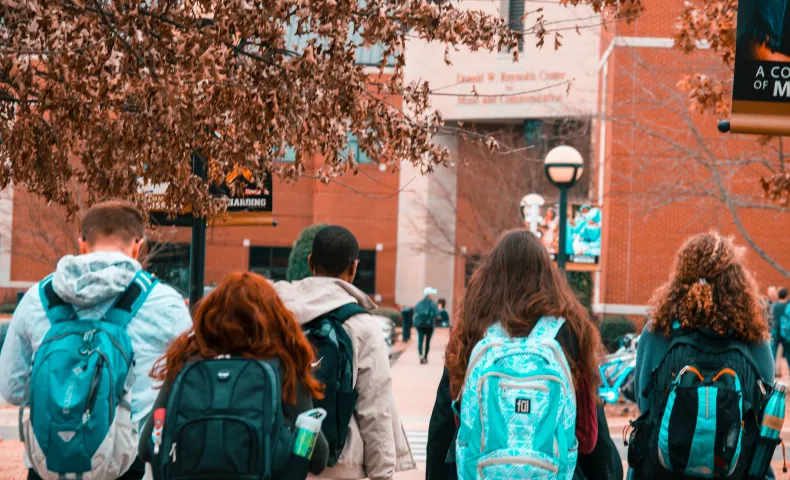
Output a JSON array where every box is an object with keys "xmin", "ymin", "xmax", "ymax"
[
  {"xmin": 151, "ymin": 272, "xmax": 323, "ymax": 403},
  {"xmin": 649, "ymin": 232, "xmax": 768, "ymax": 342}
]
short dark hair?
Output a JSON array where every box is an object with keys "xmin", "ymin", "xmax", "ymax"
[
  {"xmin": 81, "ymin": 200, "xmax": 144, "ymax": 246},
  {"xmin": 438, "ymin": 298, "xmax": 446, "ymax": 308},
  {"xmin": 311, "ymin": 226, "xmax": 359, "ymax": 277},
  {"xmin": 780, "ymin": 288, "xmax": 789, "ymax": 300}
]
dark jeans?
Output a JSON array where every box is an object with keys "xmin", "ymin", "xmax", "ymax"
[
  {"xmin": 28, "ymin": 458, "xmax": 145, "ymax": 480},
  {"xmin": 418, "ymin": 327, "xmax": 434, "ymax": 360}
]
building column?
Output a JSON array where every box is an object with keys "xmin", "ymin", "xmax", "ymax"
[{"xmin": 395, "ymin": 134, "xmax": 459, "ymax": 313}]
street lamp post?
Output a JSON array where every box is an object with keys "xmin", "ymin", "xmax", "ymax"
[{"xmin": 544, "ymin": 146, "xmax": 584, "ymax": 270}]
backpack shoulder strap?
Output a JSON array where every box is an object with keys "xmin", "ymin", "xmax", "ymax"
[
  {"xmin": 104, "ymin": 271, "xmax": 159, "ymax": 328},
  {"xmin": 325, "ymin": 303, "xmax": 369, "ymax": 324},
  {"xmin": 39, "ymin": 274, "xmax": 76, "ymax": 324},
  {"xmin": 527, "ymin": 316, "xmax": 566, "ymax": 342}
]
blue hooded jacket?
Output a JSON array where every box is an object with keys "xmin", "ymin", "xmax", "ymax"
[{"xmin": 0, "ymin": 251, "xmax": 193, "ymax": 427}]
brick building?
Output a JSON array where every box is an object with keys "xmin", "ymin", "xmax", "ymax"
[
  {"xmin": 595, "ymin": 0, "xmax": 790, "ymax": 317},
  {"xmin": 1, "ymin": 1, "xmax": 789, "ymax": 315}
]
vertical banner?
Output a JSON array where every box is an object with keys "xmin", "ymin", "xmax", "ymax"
[
  {"xmin": 731, "ymin": 0, "xmax": 790, "ymax": 134},
  {"xmin": 523, "ymin": 201, "xmax": 602, "ymax": 270}
]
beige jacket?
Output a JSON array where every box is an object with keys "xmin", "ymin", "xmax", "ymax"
[{"xmin": 274, "ymin": 277, "xmax": 415, "ymax": 480}]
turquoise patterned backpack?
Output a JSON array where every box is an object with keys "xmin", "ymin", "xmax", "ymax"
[{"xmin": 455, "ymin": 317, "xmax": 577, "ymax": 479}]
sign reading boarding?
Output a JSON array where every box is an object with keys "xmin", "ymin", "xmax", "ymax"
[
  {"xmin": 729, "ymin": 0, "xmax": 790, "ymax": 134},
  {"xmin": 149, "ymin": 169, "xmax": 274, "ymax": 227}
]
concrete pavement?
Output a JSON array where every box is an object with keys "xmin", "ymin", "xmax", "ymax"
[{"xmin": 391, "ymin": 327, "xmax": 449, "ymax": 479}]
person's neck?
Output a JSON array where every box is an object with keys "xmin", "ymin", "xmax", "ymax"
[
  {"xmin": 312, "ymin": 272, "xmax": 353, "ymax": 283},
  {"xmin": 85, "ymin": 244, "xmax": 133, "ymax": 257}
]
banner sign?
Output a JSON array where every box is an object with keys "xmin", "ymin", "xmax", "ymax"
[
  {"xmin": 730, "ymin": 0, "xmax": 790, "ymax": 134},
  {"xmin": 148, "ymin": 168, "xmax": 274, "ymax": 227},
  {"xmin": 523, "ymin": 202, "xmax": 602, "ymax": 270}
]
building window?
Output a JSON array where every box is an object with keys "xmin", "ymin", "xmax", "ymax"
[
  {"xmin": 249, "ymin": 246, "xmax": 292, "ymax": 282},
  {"xmin": 353, "ymin": 250, "xmax": 376, "ymax": 295},
  {"xmin": 505, "ymin": 0, "xmax": 524, "ymax": 51},
  {"xmin": 464, "ymin": 254, "xmax": 482, "ymax": 287},
  {"xmin": 343, "ymin": 134, "xmax": 373, "ymax": 164},
  {"xmin": 147, "ymin": 242, "xmax": 191, "ymax": 297}
]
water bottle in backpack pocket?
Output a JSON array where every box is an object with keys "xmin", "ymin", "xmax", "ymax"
[
  {"xmin": 455, "ymin": 317, "xmax": 577, "ymax": 480},
  {"xmin": 21, "ymin": 271, "xmax": 156, "ymax": 480}
]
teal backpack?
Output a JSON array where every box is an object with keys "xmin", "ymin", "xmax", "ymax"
[
  {"xmin": 21, "ymin": 271, "xmax": 156, "ymax": 480},
  {"xmin": 455, "ymin": 317, "xmax": 577, "ymax": 479}
]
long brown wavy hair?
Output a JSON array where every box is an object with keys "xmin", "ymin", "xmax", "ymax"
[
  {"xmin": 446, "ymin": 229, "xmax": 602, "ymax": 403},
  {"xmin": 650, "ymin": 231, "xmax": 768, "ymax": 342},
  {"xmin": 152, "ymin": 272, "xmax": 323, "ymax": 403}
]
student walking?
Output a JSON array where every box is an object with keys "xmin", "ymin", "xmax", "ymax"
[
  {"xmin": 628, "ymin": 232, "xmax": 776, "ymax": 479},
  {"xmin": 0, "ymin": 200, "xmax": 193, "ymax": 480},
  {"xmin": 773, "ymin": 288, "xmax": 790, "ymax": 369},
  {"xmin": 274, "ymin": 225, "xmax": 414, "ymax": 480},
  {"xmin": 414, "ymin": 287, "xmax": 440, "ymax": 364},
  {"xmin": 432, "ymin": 229, "xmax": 619, "ymax": 480},
  {"xmin": 437, "ymin": 298, "xmax": 450, "ymax": 328},
  {"xmin": 140, "ymin": 272, "xmax": 329, "ymax": 479}
]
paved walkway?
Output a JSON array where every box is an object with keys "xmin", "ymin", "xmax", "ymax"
[{"xmin": 391, "ymin": 328, "xmax": 449, "ymax": 479}]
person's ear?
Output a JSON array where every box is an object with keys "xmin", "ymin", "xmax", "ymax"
[
  {"xmin": 78, "ymin": 237, "xmax": 89, "ymax": 255},
  {"xmin": 130, "ymin": 238, "xmax": 145, "ymax": 260},
  {"xmin": 348, "ymin": 259, "xmax": 359, "ymax": 282},
  {"xmin": 308, "ymin": 254, "xmax": 314, "ymax": 273}
]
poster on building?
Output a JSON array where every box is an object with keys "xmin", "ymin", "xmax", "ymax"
[
  {"xmin": 525, "ymin": 203, "xmax": 601, "ymax": 268},
  {"xmin": 730, "ymin": 0, "xmax": 790, "ymax": 135},
  {"xmin": 147, "ymin": 167, "xmax": 274, "ymax": 227}
]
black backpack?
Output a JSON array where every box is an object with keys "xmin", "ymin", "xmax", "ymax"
[
  {"xmin": 627, "ymin": 327, "xmax": 769, "ymax": 480},
  {"xmin": 413, "ymin": 298, "xmax": 436, "ymax": 328},
  {"xmin": 152, "ymin": 358, "xmax": 294, "ymax": 480},
  {"xmin": 303, "ymin": 303, "xmax": 367, "ymax": 466}
]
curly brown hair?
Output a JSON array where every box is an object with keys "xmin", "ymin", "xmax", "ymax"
[
  {"xmin": 649, "ymin": 231, "xmax": 768, "ymax": 342},
  {"xmin": 446, "ymin": 229, "xmax": 602, "ymax": 405}
]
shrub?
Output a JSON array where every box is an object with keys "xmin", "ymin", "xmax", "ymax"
[
  {"xmin": 600, "ymin": 316, "xmax": 637, "ymax": 353},
  {"xmin": 286, "ymin": 224, "xmax": 328, "ymax": 282},
  {"xmin": 567, "ymin": 271, "xmax": 593, "ymax": 319},
  {"xmin": 372, "ymin": 307, "xmax": 402, "ymax": 327},
  {"xmin": 0, "ymin": 303, "xmax": 16, "ymax": 314}
]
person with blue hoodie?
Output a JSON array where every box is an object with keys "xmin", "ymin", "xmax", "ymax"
[{"xmin": 0, "ymin": 200, "xmax": 193, "ymax": 480}]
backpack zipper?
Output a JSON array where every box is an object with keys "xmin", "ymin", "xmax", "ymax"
[{"xmin": 170, "ymin": 442, "xmax": 177, "ymax": 463}]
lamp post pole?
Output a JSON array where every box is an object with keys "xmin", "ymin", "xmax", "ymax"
[
  {"xmin": 557, "ymin": 186, "xmax": 569, "ymax": 270},
  {"xmin": 189, "ymin": 152, "xmax": 207, "ymax": 308}
]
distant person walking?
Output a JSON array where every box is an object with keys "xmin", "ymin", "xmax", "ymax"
[
  {"xmin": 414, "ymin": 287, "xmax": 440, "ymax": 364},
  {"xmin": 774, "ymin": 288, "xmax": 790, "ymax": 369},
  {"xmin": 437, "ymin": 298, "xmax": 450, "ymax": 328},
  {"xmin": 0, "ymin": 200, "xmax": 192, "ymax": 480},
  {"xmin": 767, "ymin": 286, "xmax": 780, "ymax": 356},
  {"xmin": 274, "ymin": 226, "xmax": 414, "ymax": 479}
]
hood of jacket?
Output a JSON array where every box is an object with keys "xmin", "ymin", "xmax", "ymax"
[
  {"xmin": 52, "ymin": 251, "xmax": 142, "ymax": 307},
  {"xmin": 274, "ymin": 276, "xmax": 376, "ymax": 325}
]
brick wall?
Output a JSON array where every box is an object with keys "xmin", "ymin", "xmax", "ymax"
[{"xmin": 599, "ymin": 0, "xmax": 790, "ymax": 309}]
